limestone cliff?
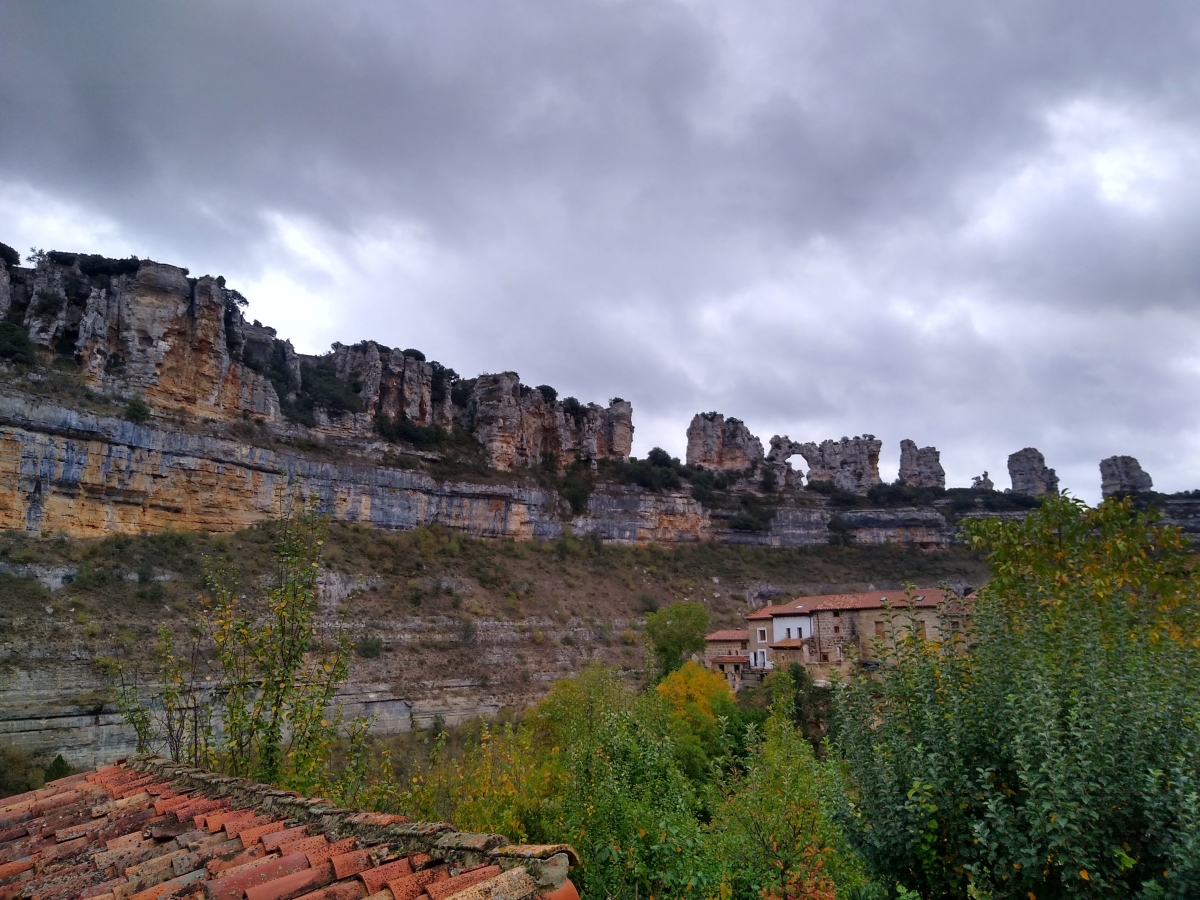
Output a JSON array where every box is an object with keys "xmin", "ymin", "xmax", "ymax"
[
  {"xmin": 686, "ymin": 412, "xmax": 764, "ymax": 471},
  {"xmin": 0, "ymin": 247, "xmax": 631, "ymax": 472}
]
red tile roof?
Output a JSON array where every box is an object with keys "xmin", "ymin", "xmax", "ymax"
[
  {"xmin": 0, "ymin": 758, "xmax": 576, "ymax": 900},
  {"xmin": 707, "ymin": 655, "xmax": 750, "ymax": 664},
  {"xmin": 749, "ymin": 589, "xmax": 948, "ymax": 618},
  {"xmin": 768, "ymin": 639, "xmax": 807, "ymax": 649},
  {"xmin": 704, "ymin": 629, "xmax": 748, "ymax": 642}
]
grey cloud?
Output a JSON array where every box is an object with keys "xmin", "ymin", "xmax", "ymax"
[{"xmin": 2, "ymin": 0, "xmax": 1200, "ymax": 502}]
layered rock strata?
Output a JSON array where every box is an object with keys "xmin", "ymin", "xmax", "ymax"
[
  {"xmin": 898, "ymin": 440, "xmax": 946, "ymax": 489},
  {"xmin": 1100, "ymin": 455, "xmax": 1153, "ymax": 496},
  {"xmin": 1008, "ymin": 447, "xmax": 1059, "ymax": 497},
  {"xmin": 686, "ymin": 412, "xmax": 764, "ymax": 471}
]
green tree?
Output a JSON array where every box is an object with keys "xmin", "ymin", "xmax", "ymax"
[
  {"xmin": 108, "ymin": 491, "xmax": 368, "ymax": 798},
  {"xmin": 644, "ymin": 601, "xmax": 709, "ymax": 676},
  {"xmin": 835, "ymin": 496, "xmax": 1200, "ymax": 899}
]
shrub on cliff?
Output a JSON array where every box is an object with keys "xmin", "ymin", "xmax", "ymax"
[
  {"xmin": 0, "ymin": 241, "xmax": 19, "ymax": 269},
  {"xmin": 0, "ymin": 321, "xmax": 37, "ymax": 366},
  {"xmin": 124, "ymin": 396, "xmax": 151, "ymax": 424}
]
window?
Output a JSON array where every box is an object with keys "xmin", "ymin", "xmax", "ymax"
[
  {"xmin": 785, "ymin": 627, "xmax": 792, "ymax": 639},
  {"xmin": 758, "ymin": 628, "xmax": 767, "ymax": 642},
  {"xmin": 833, "ymin": 625, "xmax": 840, "ymax": 634},
  {"xmin": 917, "ymin": 621, "xmax": 927, "ymax": 640},
  {"xmin": 820, "ymin": 652, "xmax": 829, "ymax": 662},
  {"xmin": 833, "ymin": 611, "xmax": 841, "ymax": 618},
  {"xmin": 875, "ymin": 621, "xmax": 884, "ymax": 639}
]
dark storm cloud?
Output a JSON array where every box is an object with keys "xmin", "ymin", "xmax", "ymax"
[{"xmin": 3, "ymin": 0, "xmax": 1200, "ymax": 501}]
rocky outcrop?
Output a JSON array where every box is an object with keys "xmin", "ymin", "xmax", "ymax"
[
  {"xmin": 0, "ymin": 247, "xmax": 632, "ymax": 472},
  {"xmin": 799, "ymin": 435, "xmax": 883, "ymax": 495},
  {"xmin": 686, "ymin": 412, "xmax": 764, "ymax": 471},
  {"xmin": 972, "ymin": 472, "xmax": 994, "ymax": 491},
  {"xmin": 898, "ymin": 440, "xmax": 945, "ymax": 489},
  {"xmin": 765, "ymin": 435, "xmax": 807, "ymax": 487},
  {"xmin": 1100, "ymin": 455, "xmax": 1153, "ymax": 496},
  {"xmin": 1008, "ymin": 447, "xmax": 1059, "ymax": 497},
  {"xmin": 468, "ymin": 373, "xmax": 632, "ymax": 471}
]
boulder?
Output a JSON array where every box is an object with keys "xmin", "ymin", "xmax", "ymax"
[
  {"xmin": 685, "ymin": 412, "xmax": 764, "ymax": 471},
  {"xmin": 1008, "ymin": 448, "xmax": 1059, "ymax": 496},
  {"xmin": 898, "ymin": 439, "xmax": 945, "ymax": 489},
  {"xmin": 1099, "ymin": 456, "xmax": 1153, "ymax": 496},
  {"xmin": 971, "ymin": 471, "xmax": 994, "ymax": 491}
]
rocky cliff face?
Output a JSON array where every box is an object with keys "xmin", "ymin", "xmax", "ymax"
[
  {"xmin": 0, "ymin": 248, "xmax": 631, "ymax": 472},
  {"xmin": 466, "ymin": 374, "xmax": 633, "ymax": 471},
  {"xmin": 1100, "ymin": 455, "xmax": 1153, "ymax": 496},
  {"xmin": 1008, "ymin": 447, "xmax": 1059, "ymax": 496},
  {"xmin": 898, "ymin": 439, "xmax": 945, "ymax": 489},
  {"xmin": 685, "ymin": 412, "xmax": 764, "ymax": 471}
]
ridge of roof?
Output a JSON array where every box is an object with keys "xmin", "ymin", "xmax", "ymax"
[
  {"xmin": 0, "ymin": 756, "xmax": 577, "ymax": 900},
  {"xmin": 704, "ymin": 629, "xmax": 748, "ymax": 641},
  {"xmin": 749, "ymin": 589, "xmax": 948, "ymax": 617}
]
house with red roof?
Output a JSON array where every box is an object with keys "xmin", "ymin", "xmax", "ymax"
[{"xmin": 744, "ymin": 589, "xmax": 955, "ymax": 681}]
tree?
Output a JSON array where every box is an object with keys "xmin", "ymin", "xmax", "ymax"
[
  {"xmin": 108, "ymin": 491, "xmax": 369, "ymax": 798},
  {"xmin": 835, "ymin": 496, "xmax": 1200, "ymax": 899},
  {"xmin": 644, "ymin": 601, "xmax": 709, "ymax": 676}
]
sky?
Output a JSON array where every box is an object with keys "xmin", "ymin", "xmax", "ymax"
[{"xmin": 2, "ymin": 1, "xmax": 1199, "ymax": 503}]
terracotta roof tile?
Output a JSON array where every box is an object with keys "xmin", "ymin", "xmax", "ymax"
[
  {"xmin": 304, "ymin": 839, "xmax": 355, "ymax": 868},
  {"xmin": 705, "ymin": 629, "xmax": 749, "ymax": 642},
  {"xmin": 708, "ymin": 654, "xmax": 749, "ymax": 663},
  {"xmin": 243, "ymin": 862, "xmax": 334, "ymax": 900},
  {"xmin": 294, "ymin": 881, "xmax": 365, "ymax": 900},
  {"xmin": 0, "ymin": 759, "xmax": 578, "ymax": 900},
  {"xmin": 423, "ymin": 865, "xmax": 502, "ymax": 900},
  {"xmin": 260, "ymin": 827, "xmax": 309, "ymax": 853},
  {"xmin": 356, "ymin": 857, "xmax": 411, "ymax": 895}
]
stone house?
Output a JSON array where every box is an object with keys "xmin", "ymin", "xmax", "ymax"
[
  {"xmin": 745, "ymin": 589, "xmax": 951, "ymax": 682},
  {"xmin": 703, "ymin": 629, "xmax": 750, "ymax": 691}
]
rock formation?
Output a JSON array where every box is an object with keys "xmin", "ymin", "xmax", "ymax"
[
  {"xmin": 1100, "ymin": 455, "xmax": 1153, "ymax": 496},
  {"xmin": 898, "ymin": 439, "xmax": 945, "ymax": 489},
  {"xmin": 971, "ymin": 472, "xmax": 994, "ymax": 491},
  {"xmin": 467, "ymin": 373, "xmax": 633, "ymax": 471},
  {"xmin": 686, "ymin": 412, "xmax": 764, "ymax": 471},
  {"xmin": 765, "ymin": 435, "xmax": 807, "ymax": 488},
  {"xmin": 0, "ymin": 246, "xmax": 632, "ymax": 472},
  {"xmin": 799, "ymin": 435, "xmax": 883, "ymax": 495},
  {"xmin": 1008, "ymin": 448, "xmax": 1059, "ymax": 496}
]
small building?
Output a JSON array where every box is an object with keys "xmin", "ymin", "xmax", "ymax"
[
  {"xmin": 703, "ymin": 628, "xmax": 750, "ymax": 691},
  {"xmin": 746, "ymin": 589, "xmax": 952, "ymax": 680}
]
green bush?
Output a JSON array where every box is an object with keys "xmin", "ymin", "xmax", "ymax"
[
  {"xmin": 835, "ymin": 497, "xmax": 1200, "ymax": 899},
  {"xmin": 0, "ymin": 241, "xmax": 19, "ymax": 268},
  {"xmin": 0, "ymin": 322, "xmax": 37, "ymax": 366},
  {"xmin": 356, "ymin": 635, "xmax": 384, "ymax": 658},
  {"xmin": 124, "ymin": 396, "xmax": 151, "ymax": 424}
]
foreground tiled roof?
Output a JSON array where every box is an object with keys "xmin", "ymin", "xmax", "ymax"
[
  {"xmin": 707, "ymin": 655, "xmax": 749, "ymax": 664},
  {"xmin": 704, "ymin": 630, "xmax": 748, "ymax": 642},
  {"xmin": 749, "ymin": 589, "xmax": 948, "ymax": 618},
  {"xmin": 0, "ymin": 757, "xmax": 578, "ymax": 900}
]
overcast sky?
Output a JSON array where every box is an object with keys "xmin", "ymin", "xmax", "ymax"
[{"xmin": 3, "ymin": 1, "xmax": 1199, "ymax": 502}]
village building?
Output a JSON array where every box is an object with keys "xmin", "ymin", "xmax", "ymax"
[
  {"xmin": 702, "ymin": 629, "xmax": 750, "ymax": 691},
  {"xmin": 741, "ymin": 589, "xmax": 953, "ymax": 683}
]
